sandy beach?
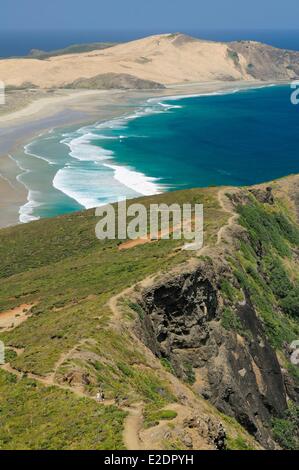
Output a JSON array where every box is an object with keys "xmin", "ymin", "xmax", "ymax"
[
  {"xmin": 0, "ymin": 88, "xmax": 137, "ymax": 228},
  {"xmin": 0, "ymin": 80, "xmax": 276, "ymax": 228}
]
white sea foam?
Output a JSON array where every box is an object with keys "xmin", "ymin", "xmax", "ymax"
[
  {"xmin": 103, "ymin": 163, "xmax": 163, "ymax": 196},
  {"xmin": 54, "ymin": 101, "xmax": 171, "ymax": 206},
  {"xmin": 9, "ymin": 154, "xmax": 41, "ymax": 223},
  {"xmin": 53, "ymin": 166, "xmax": 107, "ymax": 209},
  {"xmin": 150, "ymin": 90, "xmax": 232, "ymax": 103},
  {"xmin": 157, "ymin": 101, "xmax": 182, "ymax": 109},
  {"xmin": 14, "ymin": 84, "xmax": 281, "ymax": 221},
  {"xmin": 61, "ymin": 132, "xmax": 114, "ymax": 162},
  {"xmin": 24, "ymin": 141, "xmax": 57, "ymax": 165},
  {"xmin": 152, "ymin": 82, "xmax": 278, "ymax": 104},
  {"xmin": 57, "ymin": 90, "xmax": 260, "ymax": 207},
  {"xmin": 11, "ymin": 139, "xmax": 61, "ymax": 222},
  {"xmin": 19, "ymin": 190, "xmax": 42, "ymax": 223}
]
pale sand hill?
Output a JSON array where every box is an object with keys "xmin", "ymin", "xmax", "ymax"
[{"xmin": 0, "ymin": 33, "xmax": 252, "ymax": 88}]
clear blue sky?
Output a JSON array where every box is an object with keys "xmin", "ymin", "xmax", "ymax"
[{"xmin": 1, "ymin": 0, "xmax": 299, "ymax": 32}]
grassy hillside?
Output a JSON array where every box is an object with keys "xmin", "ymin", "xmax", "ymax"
[{"xmin": 0, "ymin": 180, "xmax": 298, "ymax": 450}]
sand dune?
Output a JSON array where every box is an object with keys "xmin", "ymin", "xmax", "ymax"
[{"xmin": 1, "ymin": 33, "xmax": 298, "ymax": 89}]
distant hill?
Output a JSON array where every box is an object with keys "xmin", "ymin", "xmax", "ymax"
[
  {"xmin": 64, "ymin": 72, "xmax": 165, "ymax": 90},
  {"xmin": 27, "ymin": 42, "xmax": 117, "ymax": 59},
  {"xmin": 1, "ymin": 33, "xmax": 299, "ymax": 89}
]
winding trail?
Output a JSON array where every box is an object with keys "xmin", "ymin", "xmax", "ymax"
[
  {"xmin": 0, "ymin": 189, "xmax": 239, "ymax": 450},
  {"xmin": 117, "ymin": 188, "xmax": 238, "ymax": 252},
  {"xmin": 0, "ymin": 340, "xmax": 116, "ymax": 402},
  {"xmin": 0, "ymin": 340, "xmax": 141, "ymax": 448},
  {"xmin": 106, "ymin": 188, "xmax": 241, "ymax": 449},
  {"xmin": 122, "ymin": 404, "xmax": 144, "ymax": 450},
  {"xmin": 216, "ymin": 188, "xmax": 240, "ymax": 245}
]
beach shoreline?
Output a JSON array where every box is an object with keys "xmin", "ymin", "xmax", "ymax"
[{"xmin": 0, "ymin": 80, "xmax": 283, "ymax": 229}]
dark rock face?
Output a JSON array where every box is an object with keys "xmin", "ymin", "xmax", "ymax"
[
  {"xmin": 211, "ymin": 295, "xmax": 287, "ymax": 446},
  {"xmin": 282, "ymin": 368, "xmax": 299, "ymax": 403},
  {"xmin": 140, "ymin": 267, "xmax": 219, "ymax": 378},
  {"xmin": 184, "ymin": 414, "xmax": 226, "ymax": 450},
  {"xmin": 238, "ymin": 296, "xmax": 286, "ymax": 415},
  {"xmin": 138, "ymin": 263, "xmax": 288, "ymax": 448}
]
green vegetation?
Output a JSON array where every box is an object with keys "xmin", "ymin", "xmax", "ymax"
[
  {"xmin": 126, "ymin": 301, "xmax": 145, "ymax": 320},
  {"xmin": 1, "ymin": 183, "xmax": 299, "ymax": 450},
  {"xmin": 0, "ymin": 188, "xmax": 225, "ymax": 449},
  {"xmin": 272, "ymin": 402, "xmax": 299, "ymax": 450},
  {"xmin": 4, "ymin": 348, "xmax": 18, "ymax": 363},
  {"xmin": 227, "ymin": 49, "xmax": 240, "ymax": 67},
  {"xmin": 288, "ymin": 361, "xmax": 299, "ymax": 384},
  {"xmin": 220, "ymin": 279, "xmax": 242, "ymax": 302},
  {"xmin": 144, "ymin": 408, "xmax": 177, "ymax": 428},
  {"xmin": 262, "ymin": 255, "xmax": 292, "ymax": 299},
  {"xmin": 184, "ymin": 362, "xmax": 196, "ymax": 385},
  {"xmin": 219, "ymin": 412, "xmax": 259, "ymax": 450},
  {"xmin": 160, "ymin": 358, "xmax": 175, "ymax": 374},
  {"xmin": 221, "ymin": 307, "xmax": 243, "ymax": 333},
  {"xmin": 238, "ymin": 200, "xmax": 299, "ymax": 258},
  {"xmin": 225, "ymin": 435, "xmax": 255, "ymax": 450},
  {"xmin": 0, "ymin": 369, "xmax": 125, "ymax": 450},
  {"xmin": 280, "ymin": 287, "xmax": 299, "ymax": 317},
  {"xmin": 26, "ymin": 42, "xmax": 116, "ymax": 60},
  {"xmin": 232, "ymin": 199, "xmax": 299, "ymax": 348}
]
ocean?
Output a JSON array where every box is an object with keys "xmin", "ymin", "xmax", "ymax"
[
  {"xmin": 1, "ymin": 30, "xmax": 299, "ymax": 57},
  {"xmin": 11, "ymin": 84, "xmax": 299, "ymax": 223}
]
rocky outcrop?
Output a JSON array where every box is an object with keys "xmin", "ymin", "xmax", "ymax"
[
  {"xmin": 139, "ymin": 265, "xmax": 219, "ymax": 364},
  {"xmin": 136, "ymin": 254, "xmax": 288, "ymax": 448},
  {"xmin": 184, "ymin": 414, "xmax": 226, "ymax": 450},
  {"xmin": 248, "ymin": 187, "xmax": 274, "ymax": 205}
]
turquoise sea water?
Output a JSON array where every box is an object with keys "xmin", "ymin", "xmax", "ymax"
[{"xmin": 12, "ymin": 85, "xmax": 299, "ymax": 222}]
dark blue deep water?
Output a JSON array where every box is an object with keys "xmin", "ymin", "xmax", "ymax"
[{"xmin": 97, "ymin": 85, "xmax": 299, "ymax": 189}]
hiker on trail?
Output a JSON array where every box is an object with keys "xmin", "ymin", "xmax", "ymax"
[{"xmin": 96, "ymin": 389, "xmax": 104, "ymax": 402}]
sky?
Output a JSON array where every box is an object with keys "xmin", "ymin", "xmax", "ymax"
[{"xmin": 1, "ymin": 0, "xmax": 299, "ymax": 32}]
